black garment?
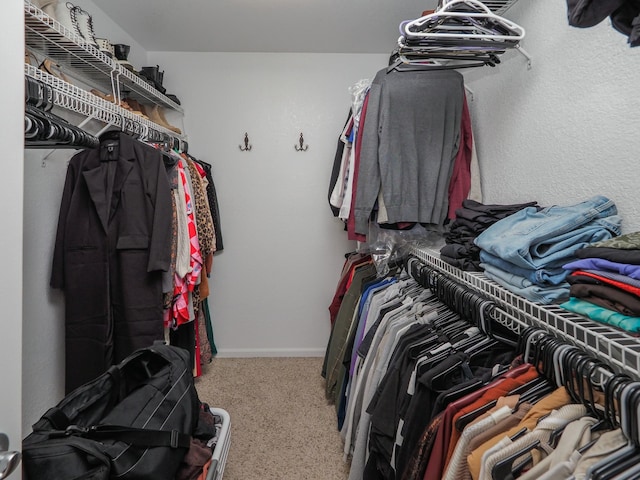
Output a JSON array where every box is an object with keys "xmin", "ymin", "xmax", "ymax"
[
  {"xmin": 457, "ymin": 199, "xmax": 539, "ymax": 216},
  {"xmin": 576, "ymin": 246, "xmax": 640, "ymax": 264},
  {"xmin": 569, "ymin": 281, "xmax": 640, "ymax": 316},
  {"xmin": 566, "ymin": 0, "xmax": 640, "ymax": 46},
  {"xmin": 440, "ymin": 243, "xmax": 480, "ymax": 259},
  {"xmin": 567, "ymin": 0, "xmax": 625, "ymax": 27},
  {"xmin": 191, "ymin": 157, "xmax": 224, "ymax": 252},
  {"xmin": 170, "ymin": 321, "xmax": 196, "ymax": 371},
  {"xmin": 611, "ymin": 0, "xmax": 640, "ymax": 46},
  {"xmin": 394, "ymin": 346, "xmax": 515, "ymax": 477},
  {"xmin": 441, "ymin": 199, "xmax": 538, "ymax": 273},
  {"xmin": 440, "ymin": 253, "xmax": 482, "ymax": 272},
  {"xmin": 51, "ymin": 132, "xmax": 173, "ymax": 393}
]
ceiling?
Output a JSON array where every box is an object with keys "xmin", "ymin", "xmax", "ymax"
[{"xmin": 91, "ymin": 0, "xmax": 436, "ymax": 54}]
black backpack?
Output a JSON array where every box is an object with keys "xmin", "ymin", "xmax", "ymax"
[{"xmin": 22, "ymin": 344, "xmax": 201, "ymax": 480}]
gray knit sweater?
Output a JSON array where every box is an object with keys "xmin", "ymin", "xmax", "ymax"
[{"xmin": 354, "ymin": 68, "xmax": 464, "ymax": 235}]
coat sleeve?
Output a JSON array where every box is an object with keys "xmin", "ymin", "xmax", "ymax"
[
  {"xmin": 147, "ymin": 155, "xmax": 173, "ymax": 273},
  {"xmin": 50, "ymin": 158, "xmax": 80, "ymax": 289}
]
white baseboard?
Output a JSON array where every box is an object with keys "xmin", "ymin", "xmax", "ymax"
[{"xmin": 214, "ymin": 348, "xmax": 325, "ymax": 358}]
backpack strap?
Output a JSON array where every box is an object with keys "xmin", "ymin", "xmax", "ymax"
[
  {"xmin": 64, "ymin": 425, "xmax": 191, "ymax": 449},
  {"xmin": 41, "ymin": 408, "xmax": 71, "ymax": 430}
]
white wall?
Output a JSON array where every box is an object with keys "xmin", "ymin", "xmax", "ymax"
[
  {"xmin": 74, "ymin": 0, "xmax": 148, "ymax": 68},
  {"xmin": 148, "ymin": 52, "xmax": 387, "ymax": 356},
  {"xmin": 21, "ymin": 1, "xmax": 152, "ymax": 436},
  {"xmin": 464, "ymin": 0, "xmax": 640, "ymax": 232},
  {"xmin": 0, "ymin": 0, "xmax": 24, "ymax": 468}
]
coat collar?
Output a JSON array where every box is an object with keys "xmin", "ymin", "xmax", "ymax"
[{"xmin": 82, "ymin": 133, "xmax": 137, "ymax": 233}]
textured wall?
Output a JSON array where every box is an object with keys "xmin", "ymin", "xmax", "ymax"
[{"xmin": 464, "ymin": 0, "xmax": 640, "ymax": 232}]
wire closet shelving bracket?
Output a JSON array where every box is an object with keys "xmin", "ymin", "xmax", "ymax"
[{"xmin": 409, "ymin": 245, "xmax": 640, "ymax": 380}]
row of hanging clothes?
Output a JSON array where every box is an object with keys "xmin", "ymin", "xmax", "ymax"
[
  {"xmin": 327, "ymin": 0, "xmax": 526, "ymax": 243},
  {"xmin": 51, "ymin": 129, "xmax": 224, "ymax": 392},
  {"xmin": 323, "ymin": 252, "xmax": 640, "ymax": 480}
]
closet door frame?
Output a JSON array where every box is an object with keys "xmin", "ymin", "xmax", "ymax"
[{"xmin": 1, "ymin": 0, "xmax": 26, "ymax": 459}]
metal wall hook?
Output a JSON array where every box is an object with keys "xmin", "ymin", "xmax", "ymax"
[
  {"xmin": 239, "ymin": 132, "xmax": 252, "ymax": 151},
  {"xmin": 295, "ymin": 132, "xmax": 309, "ymax": 151}
]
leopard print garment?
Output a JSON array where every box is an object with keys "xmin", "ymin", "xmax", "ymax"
[
  {"xmin": 185, "ymin": 157, "xmax": 215, "ymax": 260},
  {"xmin": 185, "ymin": 157, "xmax": 215, "ymax": 317}
]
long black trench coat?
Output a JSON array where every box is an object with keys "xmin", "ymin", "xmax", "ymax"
[{"xmin": 51, "ymin": 133, "xmax": 173, "ymax": 392}]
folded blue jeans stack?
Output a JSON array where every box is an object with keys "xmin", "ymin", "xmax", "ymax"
[{"xmin": 474, "ymin": 195, "xmax": 622, "ymax": 304}]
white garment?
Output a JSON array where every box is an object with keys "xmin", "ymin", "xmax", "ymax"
[
  {"xmin": 480, "ymin": 405, "xmax": 588, "ymax": 480},
  {"xmin": 478, "ymin": 436, "xmax": 513, "ymax": 480},
  {"xmin": 330, "ymin": 142, "xmax": 352, "ymax": 210},
  {"xmin": 443, "ymin": 406, "xmax": 513, "ymax": 480},
  {"xmin": 518, "ymin": 416, "xmax": 597, "ymax": 480},
  {"xmin": 174, "ymin": 162, "xmax": 190, "ymax": 279}
]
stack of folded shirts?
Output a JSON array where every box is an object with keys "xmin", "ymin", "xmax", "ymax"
[
  {"xmin": 560, "ymin": 231, "xmax": 640, "ymax": 334},
  {"xmin": 474, "ymin": 195, "xmax": 622, "ymax": 304},
  {"xmin": 441, "ymin": 199, "xmax": 539, "ymax": 271}
]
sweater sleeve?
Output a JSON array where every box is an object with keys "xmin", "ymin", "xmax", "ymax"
[
  {"xmin": 353, "ymin": 82, "xmax": 383, "ymax": 235},
  {"xmin": 147, "ymin": 153, "xmax": 173, "ymax": 272},
  {"xmin": 50, "ymin": 156, "xmax": 80, "ymax": 289}
]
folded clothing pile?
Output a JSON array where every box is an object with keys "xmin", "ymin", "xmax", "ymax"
[
  {"xmin": 560, "ymin": 231, "xmax": 640, "ymax": 334},
  {"xmin": 441, "ymin": 199, "xmax": 539, "ymax": 271},
  {"xmin": 474, "ymin": 195, "xmax": 622, "ymax": 304}
]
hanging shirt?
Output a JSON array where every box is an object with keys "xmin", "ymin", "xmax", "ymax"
[{"xmin": 170, "ymin": 158, "xmax": 203, "ymax": 328}]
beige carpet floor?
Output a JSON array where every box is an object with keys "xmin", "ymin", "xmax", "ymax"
[{"xmin": 195, "ymin": 357, "xmax": 351, "ymax": 480}]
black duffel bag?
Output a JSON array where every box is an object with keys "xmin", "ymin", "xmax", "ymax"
[{"xmin": 23, "ymin": 344, "xmax": 201, "ymax": 480}]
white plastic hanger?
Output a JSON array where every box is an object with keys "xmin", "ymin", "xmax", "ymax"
[{"xmin": 402, "ymin": 0, "xmax": 525, "ymax": 42}]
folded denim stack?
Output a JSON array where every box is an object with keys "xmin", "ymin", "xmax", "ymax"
[
  {"xmin": 560, "ymin": 231, "xmax": 640, "ymax": 334},
  {"xmin": 441, "ymin": 199, "xmax": 539, "ymax": 271},
  {"xmin": 474, "ymin": 195, "xmax": 622, "ymax": 304}
]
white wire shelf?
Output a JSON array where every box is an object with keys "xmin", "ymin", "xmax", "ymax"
[
  {"xmin": 24, "ymin": 0, "xmax": 183, "ymax": 113},
  {"xmin": 25, "ymin": 63, "xmax": 186, "ymax": 142},
  {"xmin": 409, "ymin": 244, "xmax": 640, "ymax": 380}
]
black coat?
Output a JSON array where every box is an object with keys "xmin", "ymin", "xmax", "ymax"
[{"xmin": 51, "ymin": 133, "xmax": 173, "ymax": 392}]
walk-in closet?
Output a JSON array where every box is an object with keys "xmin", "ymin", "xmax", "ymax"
[{"xmin": 2, "ymin": 0, "xmax": 640, "ymax": 478}]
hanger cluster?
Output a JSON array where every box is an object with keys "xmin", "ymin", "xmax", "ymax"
[
  {"xmin": 25, "ymin": 76, "xmax": 98, "ymax": 149},
  {"xmin": 392, "ymin": 0, "xmax": 525, "ymax": 71},
  {"xmin": 407, "ymin": 256, "xmax": 519, "ymax": 347}
]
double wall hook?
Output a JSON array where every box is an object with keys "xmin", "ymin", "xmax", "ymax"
[
  {"xmin": 295, "ymin": 132, "xmax": 309, "ymax": 151},
  {"xmin": 239, "ymin": 132, "xmax": 252, "ymax": 151}
]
